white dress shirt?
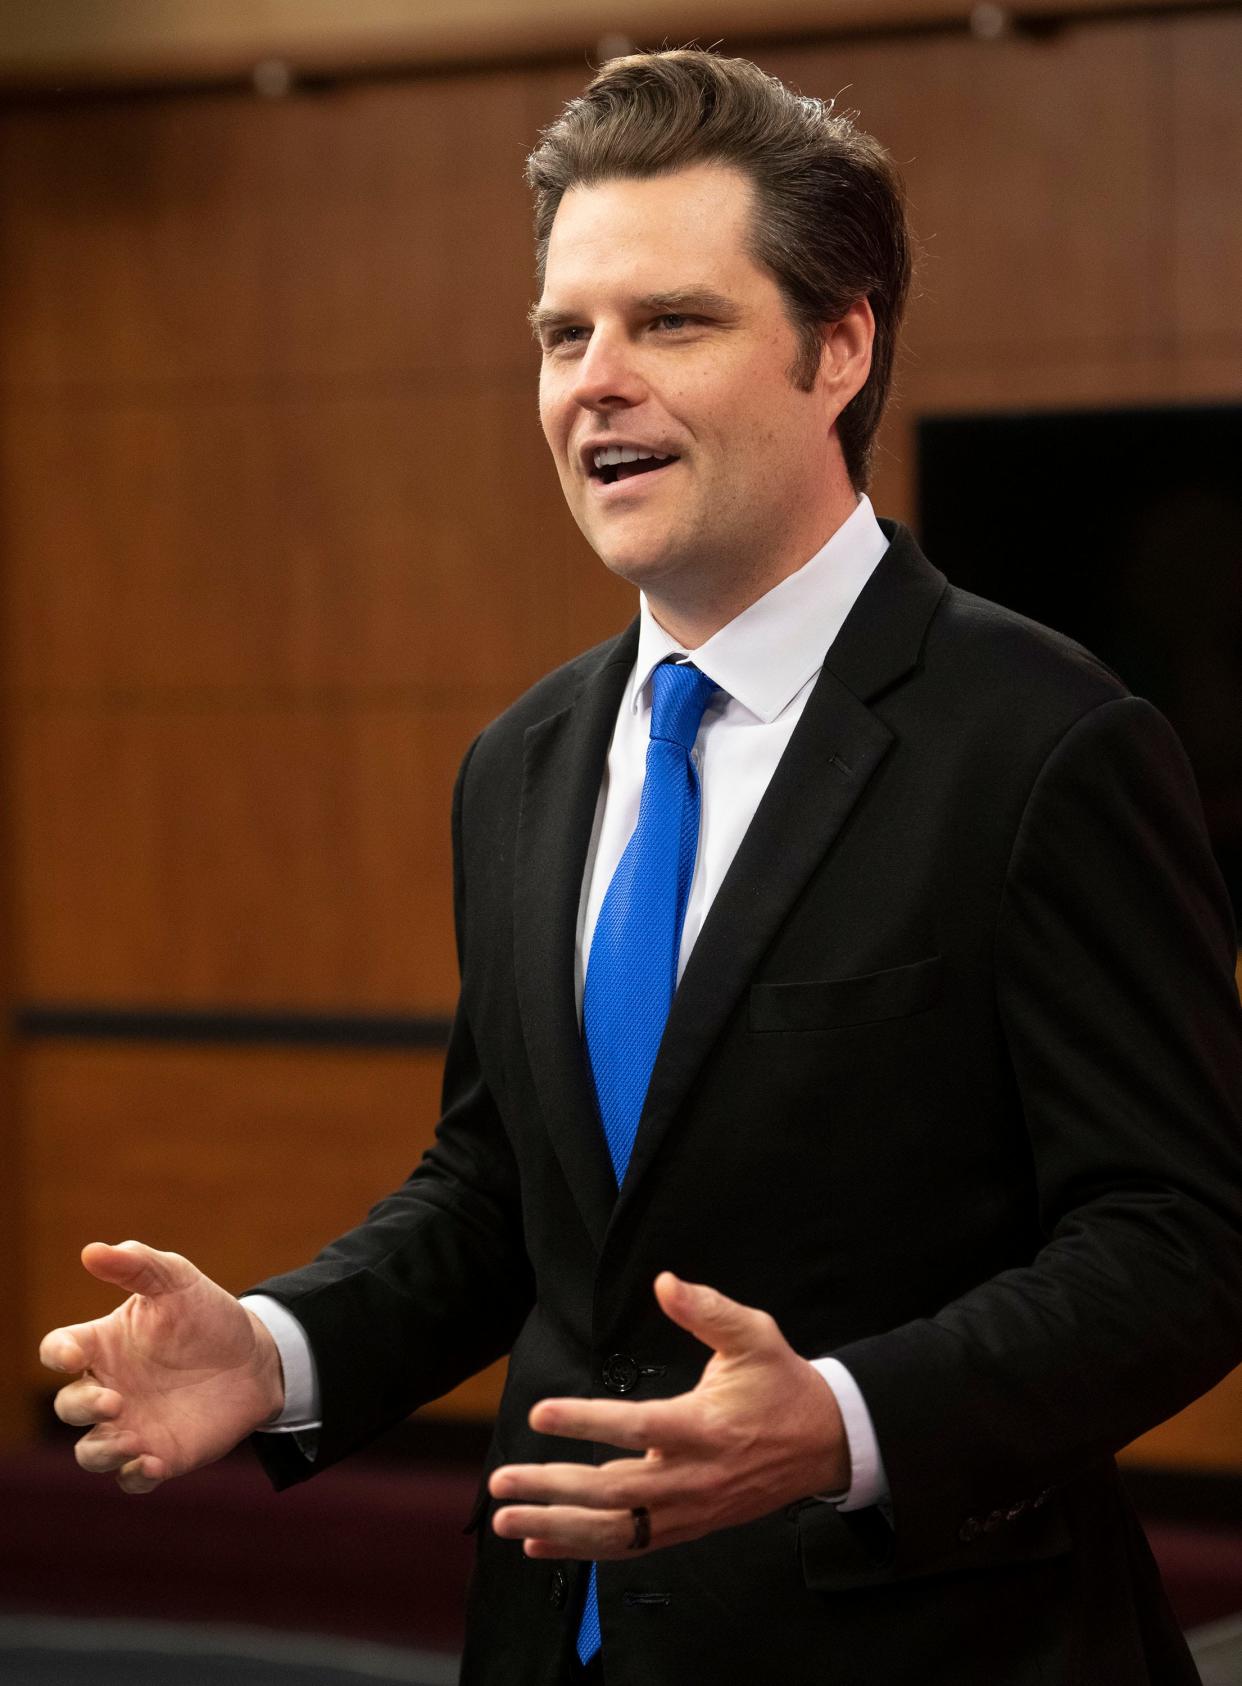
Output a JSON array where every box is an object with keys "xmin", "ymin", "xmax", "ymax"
[{"xmin": 250, "ymin": 494, "xmax": 892, "ymax": 1511}]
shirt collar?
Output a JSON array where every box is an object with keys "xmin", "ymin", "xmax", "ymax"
[{"xmin": 629, "ymin": 495, "xmax": 890, "ymax": 723}]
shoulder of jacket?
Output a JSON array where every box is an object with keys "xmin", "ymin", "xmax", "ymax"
[{"xmin": 929, "ymin": 581, "xmax": 1130, "ymax": 718}]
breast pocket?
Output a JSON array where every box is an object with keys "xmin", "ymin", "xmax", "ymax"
[{"xmin": 749, "ymin": 955, "xmax": 943, "ymax": 1033}]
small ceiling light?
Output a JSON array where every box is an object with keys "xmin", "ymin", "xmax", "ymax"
[
  {"xmin": 969, "ymin": 4, "xmax": 1012, "ymax": 40},
  {"xmin": 253, "ymin": 58, "xmax": 294, "ymax": 98}
]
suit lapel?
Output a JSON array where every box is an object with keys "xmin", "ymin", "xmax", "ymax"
[
  {"xmin": 512, "ymin": 527, "xmax": 947, "ymax": 1242},
  {"xmin": 613, "ymin": 526, "xmax": 947, "ymax": 1219},
  {"xmin": 513, "ymin": 627, "xmax": 638, "ymax": 1253}
]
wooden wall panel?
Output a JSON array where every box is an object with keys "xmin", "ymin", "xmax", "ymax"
[
  {"xmin": 1, "ymin": 388, "xmax": 577, "ymax": 696},
  {"xmin": 22, "ymin": 1041, "xmax": 504, "ymax": 1418},
  {"xmin": 0, "ymin": 822, "xmax": 25, "ymax": 1445},
  {"xmin": 1174, "ymin": 350, "xmax": 1242, "ymax": 403},
  {"xmin": 0, "ymin": 77, "xmax": 536, "ymax": 391},
  {"xmin": 764, "ymin": 26, "xmax": 1164, "ymax": 361},
  {"xmin": 1169, "ymin": 12, "xmax": 1242, "ymax": 351},
  {"xmin": 13, "ymin": 704, "xmax": 501, "ymax": 1011}
]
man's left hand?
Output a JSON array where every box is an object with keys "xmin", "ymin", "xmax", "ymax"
[{"xmin": 489, "ymin": 1271, "xmax": 849, "ymax": 1559}]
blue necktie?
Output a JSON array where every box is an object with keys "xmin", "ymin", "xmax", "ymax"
[{"xmin": 576, "ymin": 659, "xmax": 719, "ymax": 1668}]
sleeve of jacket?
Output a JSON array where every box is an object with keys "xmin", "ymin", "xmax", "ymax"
[
  {"xmin": 251, "ymin": 734, "xmax": 535, "ymax": 1488},
  {"xmin": 830, "ymin": 694, "xmax": 1242, "ymax": 1574}
]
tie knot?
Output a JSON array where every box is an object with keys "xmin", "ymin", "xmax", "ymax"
[{"xmin": 649, "ymin": 660, "xmax": 718, "ymax": 752}]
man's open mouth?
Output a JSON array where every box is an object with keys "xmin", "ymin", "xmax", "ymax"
[{"xmin": 591, "ymin": 446, "xmax": 679, "ymax": 486}]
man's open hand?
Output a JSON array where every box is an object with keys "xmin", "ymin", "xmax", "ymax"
[
  {"xmin": 489, "ymin": 1271, "xmax": 849, "ymax": 1559},
  {"xmin": 39, "ymin": 1241, "xmax": 286, "ymax": 1495}
]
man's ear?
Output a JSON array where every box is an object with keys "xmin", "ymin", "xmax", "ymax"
[{"xmin": 818, "ymin": 297, "xmax": 875, "ymax": 419}]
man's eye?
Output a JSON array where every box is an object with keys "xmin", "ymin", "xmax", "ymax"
[
  {"xmin": 545, "ymin": 326, "xmax": 587, "ymax": 350},
  {"xmin": 654, "ymin": 314, "xmax": 690, "ymax": 331}
]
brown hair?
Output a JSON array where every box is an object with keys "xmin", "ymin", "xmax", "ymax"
[{"xmin": 525, "ymin": 48, "xmax": 914, "ymax": 491}]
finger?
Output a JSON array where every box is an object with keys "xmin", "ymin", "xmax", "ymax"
[
  {"xmin": 39, "ymin": 1322, "xmax": 99, "ymax": 1374},
  {"xmin": 53, "ymin": 1382, "xmax": 123, "ymax": 1428},
  {"xmin": 116, "ymin": 1455, "xmax": 168, "ymax": 1496},
  {"xmin": 74, "ymin": 1428, "xmax": 144, "ymax": 1475},
  {"xmin": 653, "ymin": 1271, "xmax": 779, "ymax": 1359},
  {"xmin": 490, "ymin": 1459, "xmax": 656, "ymax": 1510},
  {"xmin": 492, "ymin": 1503, "xmax": 636, "ymax": 1559},
  {"xmin": 81, "ymin": 1240, "xmax": 197, "ymax": 1299},
  {"xmin": 530, "ymin": 1394, "xmax": 699, "ymax": 1450}
]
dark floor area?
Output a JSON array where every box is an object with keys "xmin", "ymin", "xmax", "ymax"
[
  {"xmin": 2, "ymin": 1429, "xmax": 1239, "ymax": 1681},
  {"xmin": 0, "ymin": 1436, "xmax": 476, "ymax": 1652},
  {"xmin": 0, "ymin": 1616, "xmax": 457, "ymax": 1686}
]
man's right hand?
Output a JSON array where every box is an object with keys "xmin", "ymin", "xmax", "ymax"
[{"xmin": 39, "ymin": 1240, "xmax": 286, "ymax": 1495}]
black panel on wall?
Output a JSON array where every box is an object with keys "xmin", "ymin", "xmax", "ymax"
[{"xmin": 918, "ymin": 404, "xmax": 1242, "ymax": 919}]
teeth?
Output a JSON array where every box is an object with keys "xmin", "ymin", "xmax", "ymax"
[{"xmin": 593, "ymin": 446, "xmax": 672, "ymax": 469}]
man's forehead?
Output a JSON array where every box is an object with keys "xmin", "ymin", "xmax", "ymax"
[
  {"xmin": 546, "ymin": 165, "xmax": 754, "ymax": 260},
  {"xmin": 539, "ymin": 166, "xmax": 763, "ymax": 310}
]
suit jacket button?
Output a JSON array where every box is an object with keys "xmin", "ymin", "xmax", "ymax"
[
  {"xmin": 549, "ymin": 1568, "xmax": 568, "ymax": 1610},
  {"xmin": 603, "ymin": 1354, "xmax": 640, "ymax": 1394},
  {"xmin": 959, "ymin": 1517, "xmax": 981, "ymax": 1543}
]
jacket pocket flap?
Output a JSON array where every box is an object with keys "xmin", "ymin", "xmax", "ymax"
[
  {"xmin": 795, "ymin": 1491, "xmax": 1071, "ymax": 1591},
  {"xmin": 750, "ymin": 956, "xmax": 943, "ymax": 1032}
]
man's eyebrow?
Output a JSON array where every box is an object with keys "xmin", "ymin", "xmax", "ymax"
[
  {"xmin": 633, "ymin": 289, "xmax": 742, "ymax": 317},
  {"xmin": 527, "ymin": 304, "xmax": 579, "ymax": 338},
  {"xmin": 528, "ymin": 289, "xmax": 742, "ymax": 338}
]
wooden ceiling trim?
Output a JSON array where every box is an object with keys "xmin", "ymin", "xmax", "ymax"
[{"xmin": 0, "ymin": 0, "xmax": 1231, "ymax": 92}]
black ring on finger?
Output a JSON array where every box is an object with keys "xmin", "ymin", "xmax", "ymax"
[{"xmin": 628, "ymin": 1506, "xmax": 651, "ymax": 1551}]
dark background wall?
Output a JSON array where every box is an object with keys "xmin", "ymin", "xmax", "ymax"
[{"xmin": 0, "ymin": 5, "xmax": 1239, "ymax": 1469}]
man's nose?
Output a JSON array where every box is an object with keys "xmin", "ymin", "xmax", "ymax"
[{"xmin": 569, "ymin": 330, "xmax": 645, "ymax": 411}]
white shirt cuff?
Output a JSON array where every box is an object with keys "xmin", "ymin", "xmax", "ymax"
[
  {"xmin": 809, "ymin": 1356, "xmax": 890, "ymax": 1511},
  {"xmin": 242, "ymin": 1294, "xmax": 323, "ymax": 1432}
]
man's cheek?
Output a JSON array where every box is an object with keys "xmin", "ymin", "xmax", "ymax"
[{"xmin": 536, "ymin": 383, "xmax": 561, "ymax": 454}]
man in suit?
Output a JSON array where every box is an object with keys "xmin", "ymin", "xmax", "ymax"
[{"xmin": 42, "ymin": 49, "xmax": 1242, "ymax": 1685}]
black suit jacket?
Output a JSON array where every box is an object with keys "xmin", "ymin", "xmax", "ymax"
[{"xmin": 255, "ymin": 525, "xmax": 1242, "ymax": 1685}]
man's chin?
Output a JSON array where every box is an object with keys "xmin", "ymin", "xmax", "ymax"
[
  {"xmin": 582, "ymin": 525, "xmax": 691, "ymax": 589},
  {"xmin": 594, "ymin": 548, "xmax": 686, "ymax": 594},
  {"xmin": 573, "ymin": 505, "xmax": 713, "ymax": 597}
]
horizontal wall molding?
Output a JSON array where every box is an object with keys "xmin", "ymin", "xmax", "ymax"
[
  {"xmin": 15, "ymin": 1004, "xmax": 453, "ymax": 1050},
  {"xmin": 7, "ymin": 685, "xmax": 523, "ymax": 716},
  {"xmin": 0, "ymin": 0, "xmax": 1235, "ymax": 97}
]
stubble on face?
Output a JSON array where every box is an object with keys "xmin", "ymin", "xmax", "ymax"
[{"xmin": 535, "ymin": 164, "xmax": 857, "ymax": 645}]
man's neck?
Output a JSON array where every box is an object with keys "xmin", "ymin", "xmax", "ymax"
[
  {"xmin": 645, "ymin": 497, "xmax": 863, "ymax": 650},
  {"xmin": 646, "ymin": 589, "xmax": 769, "ymax": 651}
]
